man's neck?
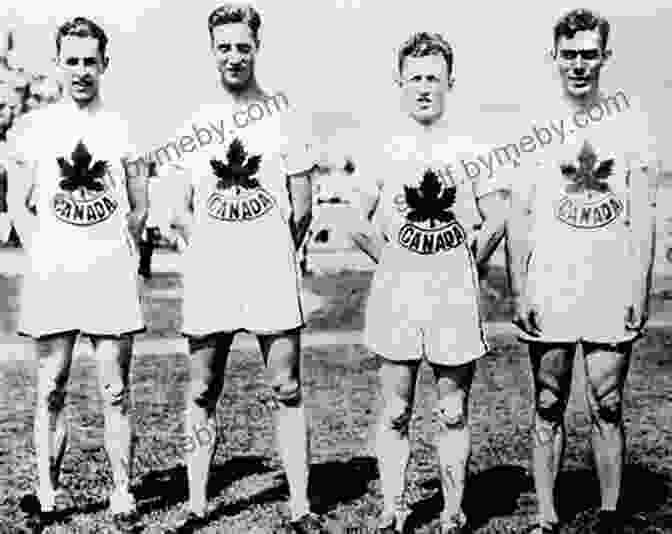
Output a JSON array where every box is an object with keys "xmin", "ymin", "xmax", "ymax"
[
  {"xmin": 409, "ymin": 112, "xmax": 448, "ymax": 135},
  {"xmin": 561, "ymin": 86, "xmax": 604, "ymax": 113},
  {"xmin": 66, "ymin": 94, "xmax": 103, "ymax": 115},
  {"xmin": 219, "ymin": 78, "xmax": 265, "ymax": 107}
]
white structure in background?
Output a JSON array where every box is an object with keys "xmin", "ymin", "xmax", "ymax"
[
  {"xmin": 147, "ymin": 162, "xmax": 190, "ymax": 251},
  {"xmin": 309, "ymin": 153, "xmax": 359, "ymax": 252}
]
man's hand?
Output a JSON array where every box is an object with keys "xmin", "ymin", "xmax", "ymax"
[
  {"xmin": 126, "ymin": 211, "xmax": 145, "ymax": 253},
  {"xmin": 625, "ymin": 303, "xmax": 648, "ymax": 333},
  {"xmin": 349, "ymin": 230, "xmax": 382, "ymax": 264},
  {"xmin": 512, "ymin": 294, "xmax": 542, "ymax": 337}
]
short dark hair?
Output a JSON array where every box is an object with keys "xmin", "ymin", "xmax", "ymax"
[
  {"xmin": 208, "ymin": 3, "xmax": 261, "ymax": 46},
  {"xmin": 553, "ymin": 8, "xmax": 610, "ymax": 52},
  {"xmin": 398, "ymin": 32, "xmax": 453, "ymax": 77},
  {"xmin": 56, "ymin": 17, "xmax": 108, "ymax": 57}
]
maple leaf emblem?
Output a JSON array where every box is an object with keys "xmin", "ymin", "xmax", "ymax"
[
  {"xmin": 57, "ymin": 140, "xmax": 108, "ymax": 193},
  {"xmin": 210, "ymin": 138, "xmax": 262, "ymax": 194},
  {"xmin": 561, "ymin": 141, "xmax": 614, "ymax": 196},
  {"xmin": 403, "ymin": 168, "xmax": 456, "ymax": 228}
]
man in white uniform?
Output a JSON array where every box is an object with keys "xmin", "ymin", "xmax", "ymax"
[
  {"xmin": 507, "ymin": 9, "xmax": 658, "ymax": 534},
  {"xmin": 168, "ymin": 5, "xmax": 321, "ymax": 533},
  {"xmin": 7, "ymin": 17, "xmax": 147, "ymax": 526},
  {"xmin": 350, "ymin": 32, "xmax": 508, "ymax": 534}
]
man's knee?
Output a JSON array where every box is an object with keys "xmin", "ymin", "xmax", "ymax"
[
  {"xmin": 381, "ymin": 396, "xmax": 412, "ymax": 437},
  {"xmin": 595, "ymin": 388, "xmax": 622, "ymax": 424},
  {"xmin": 101, "ymin": 381, "xmax": 129, "ymax": 412},
  {"xmin": 45, "ymin": 388, "xmax": 67, "ymax": 412},
  {"xmin": 191, "ymin": 379, "xmax": 220, "ymax": 414},
  {"xmin": 535, "ymin": 386, "xmax": 565, "ymax": 423},
  {"xmin": 435, "ymin": 391, "xmax": 466, "ymax": 429},
  {"xmin": 271, "ymin": 377, "xmax": 301, "ymax": 408}
]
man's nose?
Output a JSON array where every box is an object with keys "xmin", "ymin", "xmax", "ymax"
[{"xmin": 572, "ymin": 55, "xmax": 586, "ymax": 71}]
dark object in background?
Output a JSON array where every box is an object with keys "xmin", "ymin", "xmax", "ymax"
[
  {"xmin": 138, "ymin": 161, "xmax": 158, "ymax": 278},
  {"xmin": 138, "ymin": 226, "xmax": 158, "ymax": 279}
]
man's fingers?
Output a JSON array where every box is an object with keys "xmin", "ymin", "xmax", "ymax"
[{"xmin": 527, "ymin": 309, "xmax": 542, "ymax": 335}]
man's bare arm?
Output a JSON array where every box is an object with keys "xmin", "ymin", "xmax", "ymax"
[
  {"xmin": 124, "ymin": 158, "xmax": 149, "ymax": 250},
  {"xmin": 348, "ymin": 181, "xmax": 386, "ymax": 264},
  {"xmin": 169, "ymin": 171, "xmax": 194, "ymax": 248},
  {"xmin": 287, "ymin": 168, "xmax": 315, "ymax": 251},
  {"xmin": 473, "ymin": 189, "xmax": 509, "ymax": 268},
  {"xmin": 626, "ymin": 164, "xmax": 658, "ymax": 330},
  {"xmin": 7, "ymin": 156, "xmax": 38, "ymax": 249}
]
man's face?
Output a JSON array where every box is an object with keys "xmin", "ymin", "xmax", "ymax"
[
  {"xmin": 555, "ymin": 29, "xmax": 607, "ymax": 98},
  {"xmin": 57, "ymin": 36, "xmax": 107, "ymax": 105},
  {"xmin": 211, "ymin": 23, "xmax": 257, "ymax": 90},
  {"xmin": 400, "ymin": 54, "xmax": 451, "ymax": 125}
]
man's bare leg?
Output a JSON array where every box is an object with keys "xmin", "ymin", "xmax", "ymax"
[
  {"xmin": 375, "ymin": 358, "xmax": 419, "ymax": 531},
  {"xmin": 431, "ymin": 361, "xmax": 475, "ymax": 529},
  {"xmin": 529, "ymin": 342, "xmax": 575, "ymax": 529},
  {"xmin": 34, "ymin": 332, "xmax": 77, "ymax": 512},
  {"xmin": 257, "ymin": 330, "xmax": 311, "ymax": 522},
  {"xmin": 185, "ymin": 334, "xmax": 232, "ymax": 517},
  {"xmin": 92, "ymin": 335, "xmax": 136, "ymax": 515},
  {"xmin": 583, "ymin": 341, "xmax": 631, "ymax": 529}
]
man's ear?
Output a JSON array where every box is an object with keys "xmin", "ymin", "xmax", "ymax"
[
  {"xmin": 545, "ymin": 48, "xmax": 556, "ymax": 64},
  {"xmin": 102, "ymin": 55, "xmax": 110, "ymax": 71},
  {"xmin": 602, "ymin": 47, "xmax": 613, "ymax": 63},
  {"xmin": 446, "ymin": 76, "xmax": 455, "ymax": 90}
]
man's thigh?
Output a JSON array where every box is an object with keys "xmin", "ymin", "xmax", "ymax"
[
  {"xmin": 528, "ymin": 341, "xmax": 577, "ymax": 412},
  {"xmin": 35, "ymin": 331, "xmax": 78, "ymax": 403},
  {"xmin": 378, "ymin": 357, "xmax": 421, "ymax": 404}
]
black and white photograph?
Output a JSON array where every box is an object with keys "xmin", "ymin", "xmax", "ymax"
[{"xmin": 0, "ymin": 2, "xmax": 670, "ymax": 533}]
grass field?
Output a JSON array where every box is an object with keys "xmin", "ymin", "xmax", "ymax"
[{"xmin": 0, "ymin": 268, "xmax": 671, "ymax": 533}]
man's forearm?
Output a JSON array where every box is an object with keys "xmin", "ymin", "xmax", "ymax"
[
  {"xmin": 506, "ymin": 217, "xmax": 531, "ymax": 299},
  {"xmin": 351, "ymin": 231, "xmax": 383, "ymax": 264},
  {"xmin": 127, "ymin": 209, "xmax": 148, "ymax": 247},
  {"xmin": 631, "ymin": 218, "xmax": 656, "ymax": 315},
  {"xmin": 287, "ymin": 171, "xmax": 313, "ymax": 250},
  {"xmin": 290, "ymin": 211, "xmax": 312, "ymax": 251},
  {"xmin": 473, "ymin": 218, "xmax": 506, "ymax": 268}
]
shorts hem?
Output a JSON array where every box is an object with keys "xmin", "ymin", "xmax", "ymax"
[
  {"xmin": 18, "ymin": 326, "xmax": 146, "ymax": 340},
  {"xmin": 516, "ymin": 329, "xmax": 641, "ymax": 345},
  {"xmin": 181, "ymin": 324, "xmax": 305, "ymax": 339},
  {"xmin": 367, "ymin": 345, "xmax": 488, "ymax": 366}
]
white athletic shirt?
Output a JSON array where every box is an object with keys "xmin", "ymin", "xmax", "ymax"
[
  {"xmin": 176, "ymin": 97, "xmax": 315, "ymax": 334},
  {"xmin": 510, "ymin": 92, "xmax": 657, "ymax": 342},
  {"xmin": 358, "ymin": 114, "xmax": 502, "ymax": 321},
  {"xmin": 8, "ymin": 100, "xmax": 137, "ymax": 274},
  {"xmin": 8, "ymin": 100, "xmax": 145, "ymax": 337}
]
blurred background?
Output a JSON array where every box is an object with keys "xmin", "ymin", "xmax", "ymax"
[{"xmin": 1, "ymin": 2, "xmax": 671, "ymax": 269}]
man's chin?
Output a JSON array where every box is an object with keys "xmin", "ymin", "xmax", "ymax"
[
  {"xmin": 410, "ymin": 109, "xmax": 440, "ymax": 125},
  {"xmin": 566, "ymin": 82, "xmax": 593, "ymax": 98},
  {"xmin": 221, "ymin": 75, "xmax": 252, "ymax": 92},
  {"xmin": 69, "ymin": 92, "xmax": 95, "ymax": 105}
]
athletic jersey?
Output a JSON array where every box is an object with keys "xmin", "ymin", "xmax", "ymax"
[
  {"xmin": 511, "ymin": 92, "xmax": 657, "ymax": 342},
  {"xmin": 8, "ymin": 99, "xmax": 144, "ymax": 336},
  {"xmin": 360, "ymin": 114, "xmax": 501, "ymax": 323},
  {"xmin": 8, "ymin": 100, "xmax": 137, "ymax": 274},
  {"xmin": 177, "ymin": 97, "xmax": 315, "ymax": 334}
]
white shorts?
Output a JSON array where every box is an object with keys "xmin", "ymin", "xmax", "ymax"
[
  {"xmin": 18, "ymin": 243, "xmax": 144, "ymax": 338},
  {"xmin": 364, "ymin": 270, "xmax": 489, "ymax": 365},
  {"xmin": 520, "ymin": 258, "xmax": 639, "ymax": 345},
  {"xmin": 180, "ymin": 243, "xmax": 304, "ymax": 337}
]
